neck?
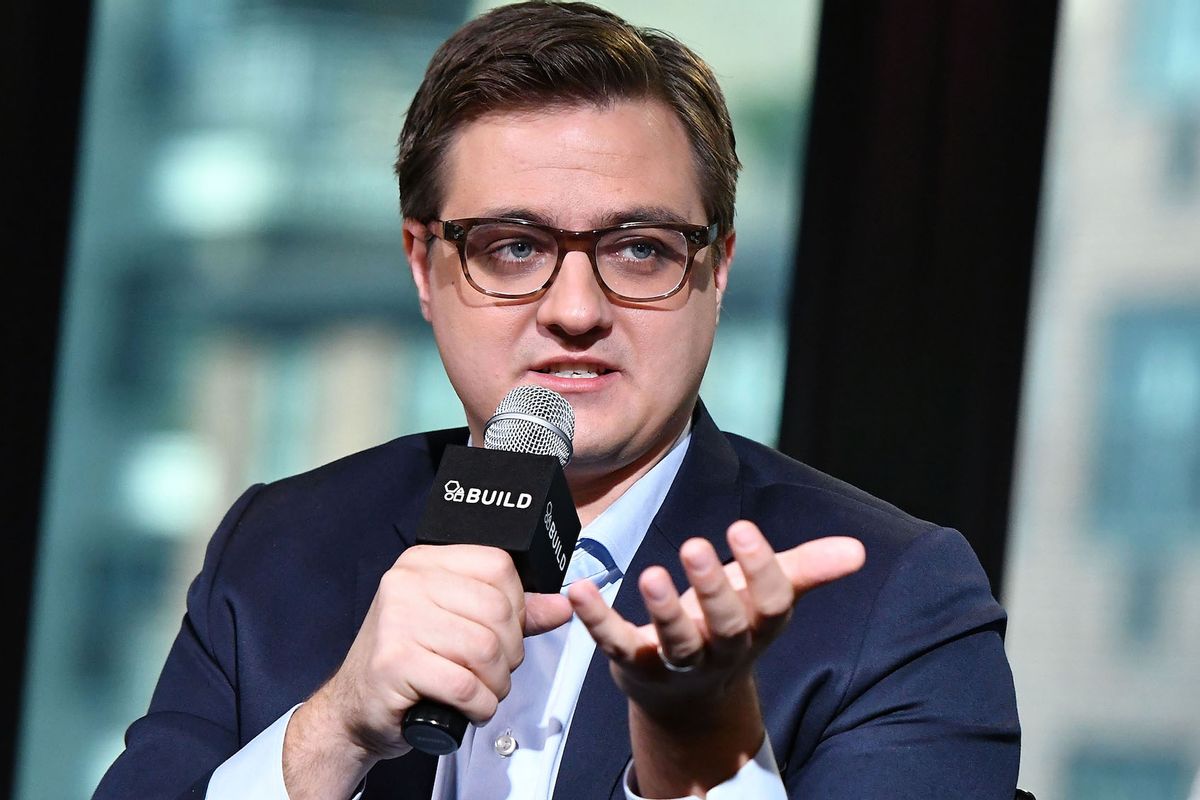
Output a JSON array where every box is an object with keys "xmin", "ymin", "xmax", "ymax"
[{"xmin": 565, "ymin": 415, "xmax": 690, "ymax": 527}]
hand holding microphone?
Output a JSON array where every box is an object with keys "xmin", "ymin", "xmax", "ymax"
[
  {"xmin": 290, "ymin": 384, "xmax": 581, "ymax": 784},
  {"xmin": 402, "ymin": 385, "xmax": 582, "ymax": 754}
]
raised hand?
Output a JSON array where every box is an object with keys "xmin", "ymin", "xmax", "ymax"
[{"xmin": 568, "ymin": 521, "xmax": 864, "ymax": 797}]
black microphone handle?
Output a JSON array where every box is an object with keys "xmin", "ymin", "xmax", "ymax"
[{"xmin": 402, "ymin": 697, "xmax": 472, "ymax": 756}]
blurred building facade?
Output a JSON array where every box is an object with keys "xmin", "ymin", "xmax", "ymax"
[{"xmin": 1005, "ymin": 0, "xmax": 1200, "ymax": 798}]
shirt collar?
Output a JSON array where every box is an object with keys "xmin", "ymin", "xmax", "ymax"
[
  {"xmin": 466, "ymin": 423, "xmax": 693, "ymax": 576},
  {"xmin": 578, "ymin": 423, "xmax": 692, "ymax": 576}
]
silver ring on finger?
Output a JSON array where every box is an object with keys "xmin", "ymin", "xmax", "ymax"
[{"xmin": 657, "ymin": 644, "xmax": 702, "ymax": 673}]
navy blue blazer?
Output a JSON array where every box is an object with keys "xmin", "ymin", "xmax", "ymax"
[{"xmin": 94, "ymin": 404, "xmax": 1020, "ymax": 799}]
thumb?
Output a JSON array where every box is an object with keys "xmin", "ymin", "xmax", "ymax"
[
  {"xmin": 777, "ymin": 536, "xmax": 866, "ymax": 595},
  {"xmin": 523, "ymin": 592, "xmax": 573, "ymax": 636}
]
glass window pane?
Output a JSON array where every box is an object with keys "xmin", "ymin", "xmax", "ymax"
[{"xmin": 1004, "ymin": 0, "xmax": 1200, "ymax": 797}]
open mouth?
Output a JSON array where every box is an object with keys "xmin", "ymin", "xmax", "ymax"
[{"xmin": 534, "ymin": 364, "xmax": 613, "ymax": 379}]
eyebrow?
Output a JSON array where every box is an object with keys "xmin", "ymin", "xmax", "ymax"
[{"xmin": 474, "ymin": 206, "xmax": 698, "ymax": 229}]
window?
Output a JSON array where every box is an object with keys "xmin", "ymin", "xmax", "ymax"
[{"xmin": 1004, "ymin": 1, "xmax": 1200, "ymax": 796}]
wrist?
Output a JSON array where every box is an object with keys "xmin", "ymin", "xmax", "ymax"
[
  {"xmin": 628, "ymin": 676, "xmax": 764, "ymax": 798},
  {"xmin": 283, "ymin": 692, "xmax": 378, "ymax": 800},
  {"xmin": 628, "ymin": 666, "xmax": 758, "ymax": 727}
]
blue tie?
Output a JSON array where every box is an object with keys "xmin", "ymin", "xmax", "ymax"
[{"xmin": 561, "ymin": 537, "xmax": 621, "ymax": 591}]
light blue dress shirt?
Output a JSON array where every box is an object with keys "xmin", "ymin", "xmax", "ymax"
[{"xmin": 206, "ymin": 427, "xmax": 784, "ymax": 799}]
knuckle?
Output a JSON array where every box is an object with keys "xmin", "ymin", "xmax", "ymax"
[
  {"xmin": 446, "ymin": 670, "xmax": 479, "ymax": 705},
  {"xmin": 476, "ymin": 694, "xmax": 499, "ymax": 723},
  {"xmin": 400, "ymin": 544, "xmax": 435, "ymax": 565},
  {"xmin": 480, "ymin": 588, "xmax": 516, "ymax": 626},
  {"xmin": 377, "ymin": 569, "xmax": 406, "ymax": 602},
  {"xmin": 742, "ymin": 543, "xmax": 776, "ymax": 567},
  {"xmin": 481, "ymin": 549, "xmax": 516, "ymax": 580},
  {"xmin": 693, "ymin": 575, "xmax": 726, "ymax": 600},
  {"xmin": 505, "ymin": 636, "xmax": 525, "ymax": 669},
  {"xmin": 758, "ymin": 593, "xmax": 793, "ymax": 618},
  {"xmin": 712, "ymin": 615, "xmax": 750, "ymax": 640},
  {"xmin": 471, "ymin": 630, "xmax": 503, "ymax": 666},
  {"xmin": 496, "ymin": 672, "xmax": 513, "ymax": 701}
]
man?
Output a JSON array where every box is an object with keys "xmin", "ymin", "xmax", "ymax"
[{"xmin": 94, "ymin": 2, "xmax": 1020, "ymax": 798}]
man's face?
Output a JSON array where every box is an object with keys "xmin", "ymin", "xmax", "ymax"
[{"xmin": 403, "ymin": 98, "xmax": 734, "ymax": 482}]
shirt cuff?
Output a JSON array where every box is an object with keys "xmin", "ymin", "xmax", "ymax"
[
  {"xmin": 206, "ymin": 704, "xmax": 365, "ymax": 800},
  {"xmin": 622, "ymin": 735, "xmax": 786, "ymax": 800}
]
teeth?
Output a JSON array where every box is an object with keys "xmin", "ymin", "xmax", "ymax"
[{"xmin": 537, "ymin": 364, "xmax": 609, "ymax": 378}]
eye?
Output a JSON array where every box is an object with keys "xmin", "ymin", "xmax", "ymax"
[
  {"xmin": 624, "ymin": 241, "xmax": 657, "ymax": 260},
  {"xmin": 494, "ymin": 239, "xmax": 536, "ymax": 260}
]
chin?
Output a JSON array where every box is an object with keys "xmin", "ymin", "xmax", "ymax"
[{"xmin": 566, "ymin": 434, "xmax": 619, "ymax": 465}]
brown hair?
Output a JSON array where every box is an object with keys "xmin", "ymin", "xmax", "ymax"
[{"xmin": 394, "ymin": 1, "xmax": 740, "ymax": 237}]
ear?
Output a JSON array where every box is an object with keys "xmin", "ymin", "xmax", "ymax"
[
  {"xmin": 402, "ymin": 218, "xmax": 434, "ymax": 322},
  {"xmin": 714, "ymin": 229, "xmax": 735, "ymax": 314}
]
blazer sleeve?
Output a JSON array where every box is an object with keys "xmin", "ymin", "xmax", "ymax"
[
  {"xmin": 91, "ymin": 483, "xmax": 266, "ymax": 800},
  {"xmin": 787, "ymin": 527, "xmax": 1021, "ymax": 799}
]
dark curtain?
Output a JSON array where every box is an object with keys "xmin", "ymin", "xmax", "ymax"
[
  {"xmin": 780, "ymin": 1, "xmax": 1060, "ymax": 597},
  {"xmin": 1, "ymin": 2, "xmax": 92, "ymax": 795}
]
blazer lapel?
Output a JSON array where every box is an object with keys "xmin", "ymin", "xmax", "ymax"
[
  {"xmin": 552, "ymin": 403, "xmax": 743, "ymax": 799},
  {"xmin": 356, "ymin": 427, "xmax": 467, "ymax": 624}
]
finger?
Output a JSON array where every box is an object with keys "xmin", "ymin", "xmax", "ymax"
[
  {"xmin": 405, "ymin": 544, "xmax": 526, "ymax": 621},
  {"xmin": 425, "ymin": 572, "xmax": 523, "ymax": 668},
  {"xmin": 679, "ymin": 538, "xmax": 750, "ymax": 651},
  {"xmin": 776, "ymin": 537, "xmax": 866, "ymax": 595},
  {"xmin": 401, "ymin": 647, "xmax": 501, "ymax": 725},
  {"xmin": 639, "ymin": 566, "xmax": 704, "ymax": 665},
  {"xmin": 523, "ymin": 592, "xmax": 573, "ymax": 636},
  {"xmin": 568, "ymin": 580, "xmax": 647, "ymax": 663},
  {"xmin": 412, "ymin": 610, "xmax": 514, "ymax": 702},
  {"xmin": 727, "ymin": 521, "xmax": 795, "ymax": 621}
]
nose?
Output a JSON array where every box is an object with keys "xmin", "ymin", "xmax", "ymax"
[{"xmin": 535, "ymin": 251, "xmax": 614, "ymax": 337}]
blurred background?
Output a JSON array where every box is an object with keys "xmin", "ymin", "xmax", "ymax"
[
  {"xmin": 5, "ymin": 0, "xmax": 1199, "ymax": 798},
  {"xmin": 1004, "ymin": 1, "xmax": 1200, "ymax": 797}
]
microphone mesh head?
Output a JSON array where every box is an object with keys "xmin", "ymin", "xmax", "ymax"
[{"xmin": 484, "ymin": 385, "xmax": 575, "ymax": 467}]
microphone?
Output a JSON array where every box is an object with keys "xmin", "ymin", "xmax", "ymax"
[{"xmin": 401, "ymin": 385, "xmax": 582, "ymax": 755}]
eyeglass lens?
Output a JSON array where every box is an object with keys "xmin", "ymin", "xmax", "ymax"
[{"xmin": 462, "ymin": 222, "xmax": 690, "ymax": 299}]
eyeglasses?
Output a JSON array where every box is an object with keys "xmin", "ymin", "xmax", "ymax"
[{"xmin": 426, "ymin": 217, "xmax": 719, "ymax": 302}]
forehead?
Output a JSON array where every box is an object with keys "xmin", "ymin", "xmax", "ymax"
[{"xmin": 438, "ymin": 99, "xmax": 706, "ymax": 227}]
